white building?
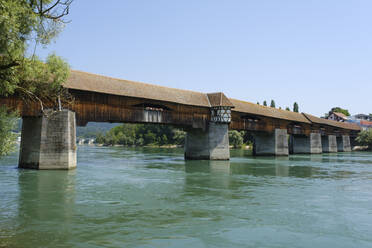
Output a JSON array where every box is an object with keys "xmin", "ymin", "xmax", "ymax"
[{"xmin": 327, "ymin": 112, "xmax": 348, "ymax": 122}]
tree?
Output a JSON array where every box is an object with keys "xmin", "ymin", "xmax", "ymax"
[
  {"xmin": 270, "ymin": 100, "xmax": 275, "ymax": 108},
  {"xmin": 229, "ymin": 130, "xmax": 243, "ymax": 148},
  {"xmin": 0, "ymin": 0, "xmax": 72, "ymax": 107},
  {"xmin": 95, "ymin": 133, "xmax": 105, "ymax": 144},
  {"xmin": 356, "ymin": 129, "xmax": 372, "ymax": 150},
  {"xmin": 285, "ymin": 107, "xmax": 290, "ymax": 111},
  {"xmin": 242, "ymin": 131, "xmax": 254, "ymax": 146},
  {"xmin": 263, "ymin": 100, "xmax": 267, "ymax": 106},
  {"xmin": 94, "ymin": 123, "xmax": 186, "ymax": 147},
  {"xmin": 329, "ymin": 107, "xmax": 350, "ymax": 117},
  {"xmin": 293, "ymin": 102, "xmax": 299, "ymax": 112},
  {"xmin": 257, "ymin": 102, "xmax": 259, "ymax": 105},
  {"xmin": 0, "ymin": 106, "xmax": 18, "ymax": 157},
  {"xmin": 159, "ymin": 134, "xmax": 168, "ymax": 146},
  {"xmin": 0, "ymin": 0, "xmax": 72, "ymax": 156},
  {"xmin": 173, "ymin": 129, "xmax": 185, "ymax": 145}
]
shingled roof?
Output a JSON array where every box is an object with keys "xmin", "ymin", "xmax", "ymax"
[
  {"xmin": 63, "ymin": 70, "xmax": 361, "ymax": 131},
  {"xmin": 64, "ymin": 70, "xmax": 211, "ymax": 107},
  {"xmin": 303, "ymin": 113, "xmax": 361, "ymax": 131},
  {"xmin": 229, "ymin": 98, "xmax": 311, "ymax": 123},
  {"xmin": 207, "ymin": 93, "xmax": 234, "ymax": 107}
]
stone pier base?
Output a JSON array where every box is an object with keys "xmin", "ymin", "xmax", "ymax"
[
  {"xmin": 337, "ymin": 135, "xmax": 351, "ymax": 152},
  {"xmin": 184, "ymin": 122, "xmax": 229, "ymax": 160},
  {"xmin": 19, "ymin": 110, "xmax": 77, "ymax": 170},
  {"xmin": 253, "ymin": 129, "xmax": 289, "ymax": 156},
  {"xmin": 321, "ymin": 135, "xmax": 338, "ymax": 153},
  {"xmin": 290, "ymin": 133, "xmax": 322, "ymax": 154}
]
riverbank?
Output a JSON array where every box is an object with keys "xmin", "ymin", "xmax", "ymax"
[
  {"xmin": 352, "ymin": 146, "xmax": 371, "ymax": 151},
  {"xmin": 84, "ymin": 143, "xmax": 253, "ymax": 150}
]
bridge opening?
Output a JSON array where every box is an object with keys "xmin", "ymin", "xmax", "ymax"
[{"xmin": 77, "ymin": 122, "xmax": 186, "ymax": 148}]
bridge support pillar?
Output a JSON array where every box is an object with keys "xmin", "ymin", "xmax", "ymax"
[
  {"xmin": 289, "ymin": 133, "xmax": 322, "ymax": 154},
  {"xmin": 19, "ymin": 110, "xmax": 77, "ymax": 170},
  {"xmin": 184, "ymin": 122, "xmax": 229, "ymax": 160},
  {"xmin": 321, "ymin": 135, "xmax": 337, "ymax": 153},
  {"xmin": 337, "ymin": 135, "xmax": 351, "ymax": 152},
  {"xmin": 253, "ymin": 129, "xmax": 288, "ymax": 156}
]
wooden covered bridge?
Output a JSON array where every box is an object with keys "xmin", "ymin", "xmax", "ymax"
[{"xmin": 0, "ymin": 70, "xmax": 361, "ymax": 169}]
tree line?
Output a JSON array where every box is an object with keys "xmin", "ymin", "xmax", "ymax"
[
  {"xmin": 94, "ymin": 122, "xmax": 372, "ymax": 151},
  {"xmin": 257, "ymin": 100, "xmax": 299, "ymax": 112},
  {"xmin": 94, "ymin": 123, "xmax": 253, "ymax": 149},
  {"xmin": 95, "ymin": 124, "xmax": 186, "ymax": 147}
]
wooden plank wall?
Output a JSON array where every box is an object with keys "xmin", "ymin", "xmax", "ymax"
[
  {"xmin": 0, "ymin": 90, "xmax": 210, "ymax": 128},
  {"xmin": 68, "ymin": 90, "xmax": 210, "ymax": 127},
  {"xmin": 0, "ymin": 90, "xmax": 357, "ymax": 136}
]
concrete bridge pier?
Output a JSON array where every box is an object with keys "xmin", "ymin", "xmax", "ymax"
[
  {"xmin": 19, "ymin": 109, "xmax": 77, "ymax": 170},
  {"xmin": 321, "ymin": 135, "xmax": 338, "ymax": 153},
  {"xmin": 184, "ymin": 122, "xmax": 230, "ymax": 160},
  {"xmin": 253, "ymin": 129, "xmax": 289, "ymax": 156},
  {"xmin": 337, "ymin": 135, "xmax": 351, "ymax": 152},
  {"xmin": 289, "ymin": 133, "xmax": 322, "ymax": 154}
]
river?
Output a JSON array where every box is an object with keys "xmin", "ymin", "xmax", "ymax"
[{"xmin": 1, "ymin": 146, "xmax": 372, "ymax": 248}]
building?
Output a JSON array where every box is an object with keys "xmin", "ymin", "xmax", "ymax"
[
  {"xmin": 347, "ymin": 114, "xmax": 372, "ymax": 130},
  {"xmin": 327, "ymin": 112, "xmax": 349, "ymax": 122},
  {"xmin": 359, "ymin": 120, "xmax": 372, "ymax": 130},
  {"xmin": 352, "ymin": 114, "xmax": 372, "ymax": 122}
]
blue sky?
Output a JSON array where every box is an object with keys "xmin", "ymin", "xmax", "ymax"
[{"xmin": 37, "ymin": 0, "xmax": 371, "ymax": 116}]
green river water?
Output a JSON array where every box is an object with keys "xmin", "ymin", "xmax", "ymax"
[{"xmin": 1, "ymin": 146, "xmax": 372, "ymax": 248}]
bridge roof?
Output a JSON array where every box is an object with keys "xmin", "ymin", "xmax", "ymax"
[
  {"xmin": 207, "ymin": 93, "xmax": 234, "ymax": 107},
  {"xmin": 64, "ymin": 70, "xmax": 360, "ymax": 132},
  {"xmin": 303, "ymin": 113, "xmax": 361, "ymax": 131},
  {"xmin": 229, "ymin": 98, "xmax": 311, "ymax": 124},
  {"xmin": 65, "ymin": 70, "xmax": 212, "ymax": 108}
]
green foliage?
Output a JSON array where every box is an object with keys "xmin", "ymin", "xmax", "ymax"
[
  {"xmin": 257, "ymin": 102, "xmax": 259, "ymax": 105},
  {"xmin": 95, "ymin": 133, "xmax": 105, "ymax": 144},
  {"xmin": 229, "ymin": 130, "xmax": 244, "ymax": 148},
  {"xmin": 97, "ymin": 124, "xmax": 255, "ymax": 150},
  {"xmin": 263, "ymin": 100, "xmax": 267, "ymax": 106},
  {"xmin": 0, "ymin": 0, "xmax": 71, "ymax": 103},
  {"xmin": 0, "ymin": 106, "xmax": 18, "ymax": 157},
  {"xmin": 173, "ymin": 129, "xmax": 186, "ymax": 145},
  {"xmin": 285, "ymin": 107, "xmax": 290, "ymax": 111},
  {"xmin": 96, "ymin": 124, "xmax": 186, "ymax": 147},
  {"xmin": 293, "ymin": 102, "xmax": 299, "ymax": 112},
  {"xmin": 270, "ymin": 100, "xmax": 275, "ymax": 108},
  {"xmin": 356, "ymin": 129, "xmax": 372, "ymax": 149},
  {"xmin": 329, "ymin": 107, "xmax": 350, "ymax": 117},
  {"xmin": 0, "ymin": 0, "xmax": 72, "ymax": 157}
]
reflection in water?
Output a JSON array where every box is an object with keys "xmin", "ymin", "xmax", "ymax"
[
  {"xmin": 11, "ymin": 170, "xmax": 76, "ymax": 247},
  {"xmin": 183, "ymin": 157, "xmax": 306, "ymax": 193},
  {"xmin": 184, "ymin": 160, "xmax": 231, "ymax": 174},
  {"xmin": 184, "ymin": 160, "xmax": 232, "ymax": 191},
  {"xmin": 184, "ymin": 156, "xmax": 318, "ymax": 180}
]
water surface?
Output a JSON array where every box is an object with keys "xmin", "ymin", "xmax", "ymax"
[{"xmin": 1, "ymin": 146, "xmax": 372, "ymax": 248}]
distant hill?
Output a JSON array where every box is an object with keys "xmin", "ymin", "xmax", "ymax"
[{"xmin": 77, "ymin": 122, "xmax": 121, "ymax": 138}]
